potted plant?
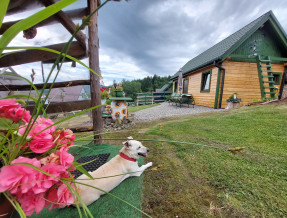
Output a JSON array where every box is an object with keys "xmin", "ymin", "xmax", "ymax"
[
  {"xmin": 111, "ymin": 86, "xmax": 116, "ymax": 97},
  {"xmin": 115, "ymin": 86, "xmax": 123, "ymax": 97},
  {"xmin": 101, "ymin": 90, "xmax": 108, "ymax": 99},
  {"xmin": 227, "ymin": 93, "xmax": 241, "ymax": 103}
]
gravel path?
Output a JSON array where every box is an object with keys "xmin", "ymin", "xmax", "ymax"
[{"xmin": 133, "ymin": 102, "xmax": 219, "ymax": 122}]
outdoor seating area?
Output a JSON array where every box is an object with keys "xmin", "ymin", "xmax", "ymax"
[{"xmin": 169, "ymin": 93, "xmax": 195, "ymax": 108}]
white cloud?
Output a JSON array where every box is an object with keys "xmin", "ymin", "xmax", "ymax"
[
  {"xmin": 99, "ymin": 48, "xmax": 152, "ymax": 82},
  {"xmin": 2, "ymin": 0, "xmax": 287, "ymax": 87}
]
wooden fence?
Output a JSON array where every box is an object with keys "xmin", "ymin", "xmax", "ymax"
[
  {"xmin": 0, "ymin": 79, "xmax": 92, "ymax": 113},
  {"xmin": 136, "ymin": 91, "xmax": 172, "ymax": 105}
]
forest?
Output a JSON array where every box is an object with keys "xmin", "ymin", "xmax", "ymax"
[{"xmin": 110, "ymin": 75, "xmax": 171, "ymax": 100}]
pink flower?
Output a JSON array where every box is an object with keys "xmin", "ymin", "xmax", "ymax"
[
  {"xmin": 40, "ymin": 153, "xmax": 60, "ymax": 165},
  {"xmin": 18, "ymin": 121, "xmax": 56, "ymax": 153},
  {"xmin": 0, "ymin": 157, "xmax": 41, "ymax": 194},
  {"xmin": 19, "ymin": 118, "xmax": 55, "ymax": 139},
  {"xmin": 56, "ymin": 147, "xmax": 74, "ymax": 169},
  {"xmin": 0, "ymin": 99, "xmax": 31, "ymax": 123},
  {"xmin": 0, "ymin": 99, "xmax": 21, "ymax": 117},
  {"xmin": 37, "ymin": 118, "xmax": 55, "ymax": 134},
  {"xmin": 33, "ymin": 163, "xmax": 66, "ymax": 194},
  {"xmin": 46, "ymin": 183, "xmax": 75, "ymax": 209},
  {"xmin": 18, "ymin": 124, "xmax": 45, "ymax": 139},
  {"xmin": 54, "ymin": 129, "xmax": 76, "ymax": 148},
  {"xmin": 57, "ymin": 183, "xmax": 74, "ymax": 208},
  {"xmin": 30, "ymin": 134, "xmax": 55, "ymax": 153},
  {"xmin": 17, "ymin": 192, "xmax": 46, "ymax": 216},
  {"xmin": 5, "ymin": 107, "xmax": 31, "ymax": 123},
  {"xmin": 29, "ymin": 124, "xmax": 53, "ymax": 139}
]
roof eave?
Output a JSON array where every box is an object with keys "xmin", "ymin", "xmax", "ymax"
[
  {"xmin": 221, "ymin": 13, "xmax": 271, "ymax": 60},
  {"xmin": 171, "ymin": 58, "xmax": 223, "ymax": 80}
]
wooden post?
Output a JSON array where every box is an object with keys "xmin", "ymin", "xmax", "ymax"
[{"xmin": 88, "ymin": 0, "xmax": 103, "ymax": 144}]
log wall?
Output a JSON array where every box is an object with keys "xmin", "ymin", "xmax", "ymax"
[
  {"xmin": 186, "ymin": 66, "xmax": 218, "ymax": 108},
  {"xmin": 173, "ymin": 61, "xmax": 284, "ymax": 109},
  {"xmin": 220, "ymin": 61, "xmax": 284, "ymax": 108}
]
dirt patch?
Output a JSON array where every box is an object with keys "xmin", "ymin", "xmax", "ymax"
[
  {"xmin": 141, "ymin": 139, "xmax": 245, "ymax": 217},
  {"xmin": 245, "ymin": 98, "xmax": 287, "ymax": 107}
]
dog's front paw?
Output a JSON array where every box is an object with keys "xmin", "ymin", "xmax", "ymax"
[{"xmin": 146, "ymin": 162, "xmax": 153, "ymax": 168}]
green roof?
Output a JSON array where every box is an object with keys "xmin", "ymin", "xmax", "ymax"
[
  {"xmin": 171, "ymin": 11, "xmax": 287, "ymax": 79},
  {"xmin": 158, "ymin": 82, "xmax": 172, "ymax": 92}
]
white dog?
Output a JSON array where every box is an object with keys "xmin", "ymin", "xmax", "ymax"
[{"xmin": 76, "ymin": 137, "xmax": 152, "ymax": 206}]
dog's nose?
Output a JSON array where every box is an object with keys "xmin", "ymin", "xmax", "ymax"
[{"xmin": 147, "ymin": 148, "xmax": 150, "ymax": 152}]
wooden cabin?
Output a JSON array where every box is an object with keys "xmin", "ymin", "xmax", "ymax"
[{"xmin": 171, "ymin": 11, "xmax": 287, "ymax": 109}]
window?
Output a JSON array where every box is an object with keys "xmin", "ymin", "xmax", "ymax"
[
  {"xmin": 174, "ymin": 81, "xmax": 178, "ymax": 93},
  {"xmin": 183, "ymin": 78, "xmax": 189, "ymax": 94},
  {"xmin": 201, "ymin": 70, "xmax": 211, "ymax": 92},
  {"xmin": 273, "ymin": 72, "xmax": 282, "ymax": 85}
]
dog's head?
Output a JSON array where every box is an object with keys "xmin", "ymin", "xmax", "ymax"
[{"xmin": 121, "ymin": 136, "xmax": 149, "ymax": 159}]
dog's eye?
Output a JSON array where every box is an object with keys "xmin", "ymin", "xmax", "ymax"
[{"xmin": 137, "ymin": 146, "xmax": 141, "ymax": 150}]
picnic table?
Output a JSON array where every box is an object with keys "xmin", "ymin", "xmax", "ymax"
[{"xmin": 169, "ymin": 93, "xmax": 195, "ymax": 108}]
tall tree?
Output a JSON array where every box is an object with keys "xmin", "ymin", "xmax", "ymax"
[{"xmin": 122, "ymin": 80, "xmax": 142, "ymax": 101}]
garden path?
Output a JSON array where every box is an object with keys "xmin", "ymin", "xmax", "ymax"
[{"xmin": 133, "ymin": 102, "xmax": 220, "ymax": 122}]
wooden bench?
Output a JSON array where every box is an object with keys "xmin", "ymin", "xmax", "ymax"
[{"xmin": 168, "ymin": 93, "xmax": 181, "ymax": 104}]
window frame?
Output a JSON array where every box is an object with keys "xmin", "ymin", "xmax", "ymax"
[
  {"xmin": 174, "ymin": 81, "xmax": 178, "ymax": 93},
  {"xmin": 200, "ymin": 70, "xmax": 212, "ymax": 93},
  {"xmin": 272, "ymin": 72, "xmax": 282, "ymax": 85},
  {"xmin": 182, "ymin": 78, "xmax": 189, "ymax": 94}
]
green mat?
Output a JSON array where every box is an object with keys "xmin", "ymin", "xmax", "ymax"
[{"xmin": 13, "ymin": 144, "xmax": 145, "ymax": 218}]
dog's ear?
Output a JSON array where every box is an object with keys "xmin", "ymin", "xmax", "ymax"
[
  {"xmin": 127, "ymin": 136, "xmax": 133, "ymax": 140},
  {"xmin": 122, "ymin": 141, "xmax": 131, "ymax": 147}
]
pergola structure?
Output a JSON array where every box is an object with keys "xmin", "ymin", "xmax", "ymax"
[{"xmin": 0, "ymin": 0, "xmax": 103, "ymax": 142}]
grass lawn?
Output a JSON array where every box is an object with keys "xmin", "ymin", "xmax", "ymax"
[
  {"xmin": 128, "ymin": 103, "xmax": 160, "ymax": 113},
  {"xmin": 97, "ymin": 103, "xmax": 286, "ymax": 217},
  {"xmin": 47, "ymin": 103, "xmax": 286, "ymax": 217},
  {"xmin": 141, "ymin": 104, "xmax": 287, "ymax": 217}
]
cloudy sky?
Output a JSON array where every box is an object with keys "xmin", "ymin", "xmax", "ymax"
[{"xmin": 2, "ymin": 0, "xmax": 287, "ymax": 85}]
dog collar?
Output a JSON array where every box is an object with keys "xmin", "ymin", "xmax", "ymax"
[{"xmin": 120, "ymin": 153, "xmax": 136, "ymax": 162}]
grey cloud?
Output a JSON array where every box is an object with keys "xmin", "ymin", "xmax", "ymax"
[{"xmin": 98, "ymin": 0, "xmax": 287, "ymax": 79}]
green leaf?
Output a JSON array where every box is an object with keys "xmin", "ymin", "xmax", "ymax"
[
  {"xmin": 0, "ymin": 0, "xmax": 10, "ymax": 28},
  {"xmin": 3, "ymin": 192, "xmax": 26, "ymax": 218},
  {"xmin": 73, "ymin": 161, "xmax": 93, "ymax": 179},
  {"xmin": 0, "ymin": 117, "xmax": 19, "ymax": 130},
  {"xmin": 0, "ymin": 0, "xmax": 77, "ymax": 54}
]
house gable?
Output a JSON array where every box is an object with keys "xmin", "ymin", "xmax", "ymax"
[
  {"xmin": 231, "ymin": 20, "xmax": 287, "ymax": 61},
  {"xmin": 171, "ymin": 10, "xmax": 287, "ymax": 80}
]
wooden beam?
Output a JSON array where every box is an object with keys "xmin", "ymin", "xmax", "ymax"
[
  {"xmin": 26, "ymin": 100, "xmax": 92, "ymax": 114},
  {"xmin": 0, "ymin": 80, "xmax": 90, "ymax": 91},
  {"xmin": 89, "ymin": 0, "xmax": 103, "ymax": 144},
  {"xmin": 0, "ymin": 41, "xmax": 86, "ymax": 67},
  {"xmin": 70, "ymin": 126, "xmax": 94, "ymax": 133},
  {"xmin": 0, "ymin": 8, "xmax": 89, "ymax": 35},
  {"xmin": 40, "ymin": 0, "xmax": 87, "ymax": 49},
  {"xmin": 7, "ymin": 0, "xmax": 44, "ymax": 15}
]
